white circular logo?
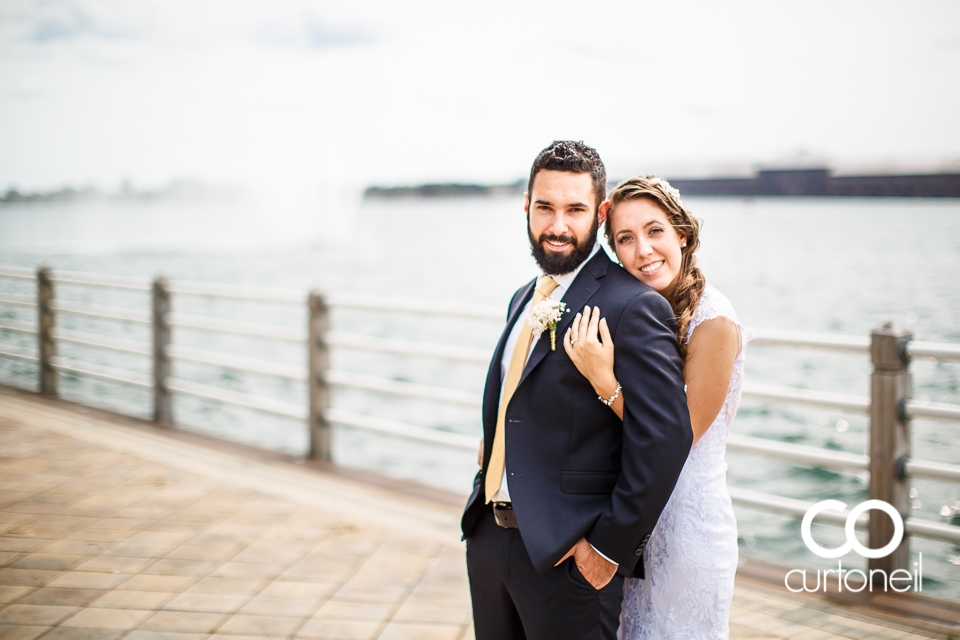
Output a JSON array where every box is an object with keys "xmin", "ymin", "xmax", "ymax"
[{"xmin": 800, "ymin": 499, "xmax": 904, "ymax": 559}]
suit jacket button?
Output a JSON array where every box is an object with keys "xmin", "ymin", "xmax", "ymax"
[{"xmin": 635, "ymin": 546, "xmax": 644, "ymax": 556}]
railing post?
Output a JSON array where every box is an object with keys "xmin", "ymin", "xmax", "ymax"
[
  {"xmin": 37, "ymin": 266, "xmax": 57, "ymax": 396},
  {"xmin": 152, "ymin": 276, "xmax": 173, "ymax": 425},
  {"xmin": 868, "ymin": 321, "xmax": 912, "ymax": 581},
  {"xmin": 308, "ymin": 290, "xmax": 331, "ymax": 461}
]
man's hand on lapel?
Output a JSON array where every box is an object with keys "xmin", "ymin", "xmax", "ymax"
[{"xmin": 555, "ymin": 537, "xmax": 617, "ymax": 590}]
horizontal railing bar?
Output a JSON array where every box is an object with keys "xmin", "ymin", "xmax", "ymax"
[
  {"xmin": 729, "ymin": 487, "xmax": 868, "ymax": 528},
  {"xmin": 51, "ymin": 328, "xmax": 152, "ymax": 357},
  {"xmin": 0, "ymin": 294, "xmax": 36, "ymax": 308},
  {"xmin": 166, "ymin": 378, "xmax": 308, "ymax": 420},
  {"xmin": 167, "ymin": 280, "xmax": 305, "ymax": 304},
  {"xmin": 50, "ymin": 300, "xmax": 151, "ymax": 324},
  {"xmin": 903, "ymin": 458, "xmax": 960, "ymax": 483},
  {"xmin": 327, "ymin": 293, "xmax": 504, "ymax": 321},
  {"xmin": 742, "ymin": 382, "xmax": 870, "ymax": 413},
  {"xmin": 726, "ymin": 434, "xmax": 869, "ymax": 471},
  {"xmin": 328, "ymin": 332, "xmax": 490, "ymax": 364},
  {"xmin": 0, "ymin": 266, "xmax": 35, "ymax": 281},
  {"xmin": 51, "ymin": 356, "xmax": 153, "ymax": 388},
  {"xmin": 906, "ymin": 340, "xmax": 960, "ymax": 362},
  {"xmin": 752, "ymin": 328, "xmax": 870, "ymax": 353},
  {"xmin": 904, "ymin": 518, "xmax": 960, "ymax": 545},
  {"xmin": 326, "ymin": 408, "xmax": 478, "ymax": 450},
  {"xmin": 904, "ymin": 399, "xmax": 960, "ymax": 422},
  {"xmin": 167, "ymin": 314, "xmax": 307, "ymax": 343},
  {"xmin": 49, "ymin": 270, "xmax": 151, "ymax": 292},
  {"xmin": 167, "ymin": 345, "xmax": 308, "ymax": 382},
  {"xmin": 0, "ymin": 348, "xmax": 39, "ymax": 363},
  {"xmin": 328, "ymin": 370, "xmax": 483, "ymax": 407},
  {"xmin": 0, "ymin": 322, "xmax": 38, "ymax": 335}
]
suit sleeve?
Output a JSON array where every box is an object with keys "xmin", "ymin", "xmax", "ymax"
[{"xmin": 585, "ymin": 290, "xmax": 693, "ymax": 575}]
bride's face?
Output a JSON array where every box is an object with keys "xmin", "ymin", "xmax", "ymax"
[{"xmin": 610, "ymin": 198, "xmax": 686, "ymax": 295}]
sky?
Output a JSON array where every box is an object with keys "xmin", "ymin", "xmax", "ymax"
[{"xmin": 1, "ymin": 0, "xmax": 959, "ymax": 193}]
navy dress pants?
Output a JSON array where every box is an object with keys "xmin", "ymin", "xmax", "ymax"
[{"xmin": 466, "ymin": 508, "xmax": 624, "ymax": 640}]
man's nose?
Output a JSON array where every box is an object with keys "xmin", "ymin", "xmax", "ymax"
[{"xmin": 547, "ymin": 213, "xmax": 569, "ymax": 236}]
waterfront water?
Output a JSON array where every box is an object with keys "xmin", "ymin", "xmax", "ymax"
[{"xmin": 1, "ymin": 194, "xmax": 958, "ymax": 598}]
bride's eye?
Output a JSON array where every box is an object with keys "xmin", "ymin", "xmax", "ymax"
[
  {"xmin": 617, "ymin": 235, "xmax": 633, "ymax": 245},
  {"xmin": 649, "ymin": 227, "xmax": 663, "ymax": 235}
]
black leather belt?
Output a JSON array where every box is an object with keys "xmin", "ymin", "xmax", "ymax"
[{"xmin": 492, "ymin": 502, "xmax": 518, "ymax": 529}]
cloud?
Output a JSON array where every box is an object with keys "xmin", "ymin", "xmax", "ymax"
[
  {"xmin": 16, "ymin": 0, "xmax": 152, "ymax": 43},
  {"xmin": 253, "ymin": 10, "xmax": 374, "ymax": 50}
]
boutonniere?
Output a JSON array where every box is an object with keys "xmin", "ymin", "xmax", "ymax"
[{"xmin": 528, "ymin": 300, "xmax": 569, "ymax": 351}]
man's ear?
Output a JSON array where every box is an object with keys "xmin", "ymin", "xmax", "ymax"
[
  {"xmin": 524, "ymin": 192, "xmax": 530, "ymax": 216},
  {"xmin": 598, "ymin": 200, "xmax": 611, "ymax": 226}
]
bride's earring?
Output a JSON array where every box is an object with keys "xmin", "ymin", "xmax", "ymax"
[{"xmin": 681, "ymin": 241, "xmax": 687, "ymax": 248}]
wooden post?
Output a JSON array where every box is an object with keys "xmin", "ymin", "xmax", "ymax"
[
  {"xmin": 308, "ymin": 290, "xmax": 331, "ymax": 461},
  {"xmin": 37, "ymin": 266, "xmax": 57, "ymax": 396},
  {"xmin": 152, "ymin": 276, "xmax": 173, "ymax": 425},
  {"xmin": 868, "ymin": 321, "xmax": 912, "ymax": 580}
]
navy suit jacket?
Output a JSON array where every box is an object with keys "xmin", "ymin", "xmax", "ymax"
[{"xmin": 461, "ymin": 249, "xmax": 692, "ymax": 579}]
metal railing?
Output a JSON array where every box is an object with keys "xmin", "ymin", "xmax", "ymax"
[{"xmin": 1, "ymin": 264, "xmax": 959, "ymax": 571}]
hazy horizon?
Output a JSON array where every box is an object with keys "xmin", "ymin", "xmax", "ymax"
[{"xmin": 2, "ymin": 0, "xmax": 959, "ymax": 196}]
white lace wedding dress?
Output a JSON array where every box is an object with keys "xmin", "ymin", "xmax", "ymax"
[{"xmin": 619, "ymin": 285, "xmax": 752, "ymax": 640}]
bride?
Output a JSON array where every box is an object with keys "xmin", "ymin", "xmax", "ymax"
[{"xmin": 564, "ymin": 176, "xmax": 750, "ymax": 639}]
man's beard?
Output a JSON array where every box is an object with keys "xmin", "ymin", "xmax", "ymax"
[{"xmin": 528, "ymin": 215, "xmax": 599, "ymax": 276}]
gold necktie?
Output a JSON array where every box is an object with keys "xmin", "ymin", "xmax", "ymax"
[{"xmin": 485, "ymin": 275, "xmax": 559, "ymax": 502}]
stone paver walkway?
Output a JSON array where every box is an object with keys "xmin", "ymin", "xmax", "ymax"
[{"xmin": 0, "ymin": 388, "xmax": 954, "ymax": 640}]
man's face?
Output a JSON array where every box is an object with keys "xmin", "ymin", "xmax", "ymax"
[{"xmin": 525, "ymin": 170, "xmax": 605, "ymax": 275}]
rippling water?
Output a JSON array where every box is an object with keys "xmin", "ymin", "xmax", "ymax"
[{"xmin": 1, "ymin": 194, "xmax": 958, "ymax": 598}]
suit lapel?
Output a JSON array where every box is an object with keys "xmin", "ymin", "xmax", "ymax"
[{"xmin": 518, "ymin": 250, "xmax": 611, "ymax": 387}]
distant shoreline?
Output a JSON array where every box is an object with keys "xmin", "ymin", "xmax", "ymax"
[{"xmin": 365, "ymin": 168, "xmax": 960, "ymax": 199}]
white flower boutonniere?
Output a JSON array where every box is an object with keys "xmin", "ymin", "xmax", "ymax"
[{"xmin": 528, "ymin": 300, "xmax": 569, "ymax": 351}]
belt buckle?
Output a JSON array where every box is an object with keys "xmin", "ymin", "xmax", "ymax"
[{"xmin": 492, "ymin": 502, "xmax": 518, "ymax": 529}]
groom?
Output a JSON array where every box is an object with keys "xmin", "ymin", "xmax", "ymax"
[{"xmin": 461, "ymin": 141, "xmax": 692, "ymax": 639}]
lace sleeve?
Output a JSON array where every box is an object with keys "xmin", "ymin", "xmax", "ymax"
[{"xmin": 685, "ymin": 285, "xmax": 754, "ymax": 355}]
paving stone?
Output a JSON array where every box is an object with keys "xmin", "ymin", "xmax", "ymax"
[
  {"xmin": 9, "ymin": 553, "xmax": 87, "ymax": 571},
  {"xmin": 238, "ymin": 594, "xmax": 323, "ymax": 617},
  {"xmin": 215, "ymin": 614, "xmax": 302, "ymax": 637},
  {"xmin": 161, "ymin": 593, "xmax": 250, "ymax": 614},
  {"xmin": 86, "ymin": 590, "xmax": 175, "ymax": 610},
  {"xmin": 0, "ymin": 625, "xmax": 50, "ymax": 640},
  {"xmin": 58, "ymin": 607, "xmax": 153, "ymax": 629},
  {"xmin": 376, "ymin": 622, "xmax": 464, "ymax": 640},
  {"xmin": 72, "ymin": 556, "xmax": 154, "ymax": 575},
  {"xmin": 0, "ymin": 568, "xmax": 59, "ymax": 588},
  {"xmin": 137, "ymin": 611, "xmax": 227, "ymax": 633},
  {"xmin": 313, "ymin": 600, "xmax": 394, "ymax": 622},
  {"xmin": 0, "ymin": 585, "xmax": 35, "ymax": 603},
  {"xmin": 46, "ymin": 573, "xmax": 131, "ymax": 590},
  {"xmin": 295, "ymin": 619, "xmax": 381, "ymax": 639},
  {"xmin": 0, "ymin": 604, "xmax": 77, "ymax": 625},
  {"xmin": 16, "ymin": 588, "xmax": 103, "ymax": 606},
  {"xmin": 36, "ymin": 628, "xmax": 124, "ymax": 639},
  {"xmin": 116, "ymin": 575, "xmax": 197, "ymax": 592}
]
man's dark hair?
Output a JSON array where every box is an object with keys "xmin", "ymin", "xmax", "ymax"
[{"xmin": 526, "ymin": 140, "xmax": 607, "ymax": 211}]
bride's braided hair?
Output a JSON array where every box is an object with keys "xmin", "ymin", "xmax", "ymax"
[{"xmin": 605, "ymin": 176, "xmax": 705, "ymax": 359}]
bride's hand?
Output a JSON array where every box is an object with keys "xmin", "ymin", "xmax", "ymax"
[{"xmin": 563, "ymin": 306, "xmax": 617, "ymax": 395}]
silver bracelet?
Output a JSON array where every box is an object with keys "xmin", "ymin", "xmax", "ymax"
[{"xmin": 599, "ymin": 382, "xmax": 621, "ymax": 407}]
